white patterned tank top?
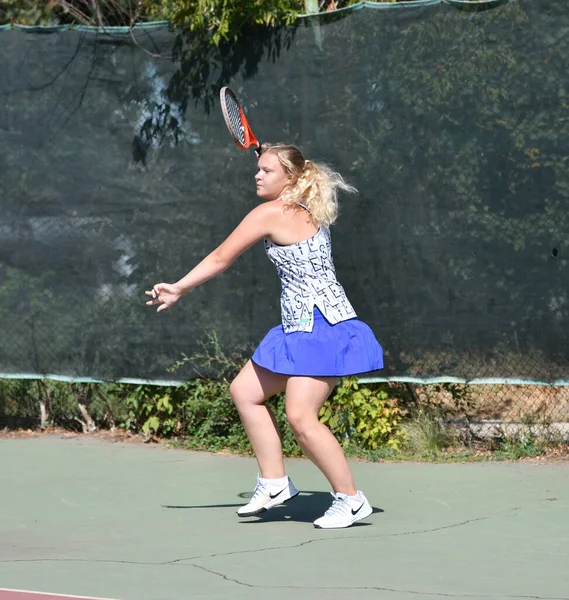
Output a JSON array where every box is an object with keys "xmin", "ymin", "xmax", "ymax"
[{"xmin": 264, "ymin": 226, "xmax": 357, "ymax": 333}]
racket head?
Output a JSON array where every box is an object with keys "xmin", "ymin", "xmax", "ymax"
[{"xmin": 220, "ymin": 87, "xmax": 261, "ymax": 153}]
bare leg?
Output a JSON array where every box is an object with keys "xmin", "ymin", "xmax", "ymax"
[
  {"xmin": 285, "ymin": 377, "xmax": 357, "ymax": 496},
  {"xmin": 230, "ymin": 360, "xmax": 288, "ymax": 479}
]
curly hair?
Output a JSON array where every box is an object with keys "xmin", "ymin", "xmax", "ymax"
[{"xmin": 260, "ymin": 143, "xmax": 357, "ymax": 227}]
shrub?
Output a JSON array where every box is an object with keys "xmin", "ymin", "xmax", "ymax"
[
  {"xmin": 1, "ymin": 333, "xmax": 407, "ymax": 455},
  {"xmin": 320, "ymin": 377, "xmax": 406, "ymax": 451}
]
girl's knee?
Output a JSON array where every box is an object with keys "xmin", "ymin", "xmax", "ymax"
[
  {"xmin": 229, "ymin": 377, "xmax": 245, "ymax": 406},
  {"xmin": 229, "ymin": 376, "xmax": 263, "ymax": 410},
  {"xmin": 286, "ymin": 406, "xmax": 313, "ymax": 436}
]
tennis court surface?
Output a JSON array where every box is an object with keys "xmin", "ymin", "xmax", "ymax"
[
  {"xmin": 0, "ymin": 591, "xmax": 117, "ymax": 600},
  {"xmin": 1, "ymin": 436, "xmax": 568, "ymax": 600}
]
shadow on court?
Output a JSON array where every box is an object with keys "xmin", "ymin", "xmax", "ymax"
[
  {"xmin": 164, "ymin": 491, "xmax": 383, "ymax": 524},
  {"xmin": 1, "ymin": 436, "xmax": 568, "ymax": 600}
]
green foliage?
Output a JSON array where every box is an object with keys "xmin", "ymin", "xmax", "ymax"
[
  {"xmin": 0, "ymin": 0, "xmax": 303, "ymax": 40},
  {"xmin": 123, "ymin": 385, "xmax": 180, "ymax": 436},
  {"xmin": 0, "ymin": 0, "xmax": 57, "ymax": 26},
  {"xmin": 115, "ymin": 374, "xmax": 408, "ymax": 454},
  {"xmin": 493, "ymin": 431, "xmax": 546, "ymax": 460},
  {"xmin": 320, "ymin": 377, "xmax": 406, "ymax": 451},
  {"xmin": 121, "ymin": 332, "xmax": 301, "ymax": 454},
  {"xmin": 121, "ymin": 379, "xmax": 303, "ymax": 455},
  {"xmin": 161, "ymin": 0, "xmax": 302, "ymax": 44},
  {"xmin": 0, "ymin": 0, "xmax": 447, "ymax": 30},
  {"xmin": 0, "ymin": 379, "xmax": 41, "ymax": 428},
  {"xmin": 175, "ymin": 378, "xmax": 252, "ymax": 452},
  {"xmin": 0, "ymin": 1, "xmax": 166, "ymax": 27}
]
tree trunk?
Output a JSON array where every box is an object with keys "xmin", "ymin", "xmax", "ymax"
[
  {"xmin": 77, "ymin": 402, "xmax": 97, "ymax": 433},
  {"xmin": 72, "ymin": 383, "xmax": 97, "ymax": 433},
  {"xmin": 37, "ymin": 381, "xmax": 49, "ymax": 430},
  {"xmin": 39, "ymin": 400, "xmax": 48, "ymax": 430}
]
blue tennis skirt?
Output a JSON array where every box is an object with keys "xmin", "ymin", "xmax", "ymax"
[{"xmin": 251, "ymin": 308, "xmax": 383, "ymax": 377}]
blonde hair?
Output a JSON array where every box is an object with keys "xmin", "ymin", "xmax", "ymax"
[{"xmin": 261, "ymin": 143, "xmax": 357, "ymax": 227}]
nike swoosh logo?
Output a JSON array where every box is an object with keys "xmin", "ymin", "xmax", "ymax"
[
  {"xmin": 269, "ymin": 487, "xmax": 287, "ymax": 499},
  {"xmin": 351, "ymin": 502, "xmax": 365, "ymax": 516}
]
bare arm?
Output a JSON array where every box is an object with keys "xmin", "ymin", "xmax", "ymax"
[{"xmin": 146, "ymin": 202, "xmax": 278, "ymax": 312}]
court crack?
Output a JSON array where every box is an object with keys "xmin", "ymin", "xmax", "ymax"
[
  {"xmin": 191, "ymin": 564, "xmax": 569, "ymax": 600},
  {"xmin": 0, "ymin": 510, "xmax": 515, "ymax": 567},
  {"xmin": 0, "ymin": 503, "xmax": 535, "ymax": 568},
  {"xmin": 165, "ymin": 507, "xmax": 520, "ymax": 565}
]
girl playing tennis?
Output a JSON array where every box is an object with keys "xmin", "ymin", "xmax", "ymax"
[{"xmin": 146, "ymin": 144, "xmax": 383, "ymax": 528}]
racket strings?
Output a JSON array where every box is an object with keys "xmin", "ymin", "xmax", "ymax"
[{"xmin": 225, "ymin": 95, "xmax": 246, "ymax": 145}]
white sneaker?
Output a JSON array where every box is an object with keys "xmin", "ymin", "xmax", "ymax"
[
  {"xmin": 313, "ymin": 491, "xmax": 373, "ymax": 529},
  {"xmin": 237, "ymin": 476, "xmax": 300, "ymax": 517}
]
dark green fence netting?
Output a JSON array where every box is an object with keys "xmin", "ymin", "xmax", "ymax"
[{"xmin": 1, "ymin": 0, "xmax": 567, "ymax": 383}]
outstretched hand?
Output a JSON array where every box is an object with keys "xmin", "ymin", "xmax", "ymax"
[{"xmin": 145, "ymin": 283, "xmax": 182, "ymax": 313}]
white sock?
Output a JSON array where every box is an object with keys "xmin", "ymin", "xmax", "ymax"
[
  {"xmin": 260, "ymin": 476, "xmax": 289, "ymax": 487},
  {"xmin": 346, "ymin": 491, "xmax": 362, "ymax": 501}
]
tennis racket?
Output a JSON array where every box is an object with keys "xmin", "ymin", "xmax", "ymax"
[{"xmin": 219, "ymin": 87, "xmax": 261, "ymax": 155}]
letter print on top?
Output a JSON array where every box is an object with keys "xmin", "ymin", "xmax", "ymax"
[{"xmin": 264, "ymin": 227, "xmax": 357, "ymax": 333}]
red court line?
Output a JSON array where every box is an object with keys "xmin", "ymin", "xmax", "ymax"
[{"xmin": 0, "ymin": 590, "xmax": 118, "ymax": 600}]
